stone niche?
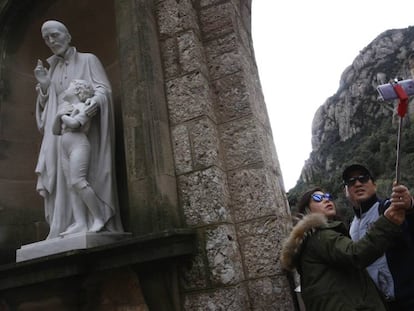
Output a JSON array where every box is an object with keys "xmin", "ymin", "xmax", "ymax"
[
  {"xmin": 0, "ymin": 0, "xmax": 126, "ymax": 250},
  {"xmin": 0, "ymin": 0, "xmax": 194, "ymax": 310}
]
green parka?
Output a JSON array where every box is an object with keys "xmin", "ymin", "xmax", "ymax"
[{"xmin": 281, "ymin": 213, "xmax": 402, "ymax": 311}]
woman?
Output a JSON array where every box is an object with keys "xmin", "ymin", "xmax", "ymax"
[{"xmin": 281, "ymin": 187, "xmax": 405, "ymax": 311}]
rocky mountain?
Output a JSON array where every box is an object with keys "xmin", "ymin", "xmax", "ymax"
[{"xmin": 288, "ymin": 26, "xmax": 414, "ymax": 217}]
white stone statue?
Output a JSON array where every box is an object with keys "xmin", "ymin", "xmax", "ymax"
[
  {"xmin": 34, "ymin": 20, "xmax": 124, "ymax": 238},
  {"xmin": 52, "ymin": 79, "xmax": 108, "ymax": 235}
]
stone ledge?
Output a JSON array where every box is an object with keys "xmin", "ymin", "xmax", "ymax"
[
  {"xmin": 0, "ymin": 229, "xmax": 196, "ymax": 290},
  {"xmin": 16, "ymin": 232, "xmax": 133, "ymax": 262}
]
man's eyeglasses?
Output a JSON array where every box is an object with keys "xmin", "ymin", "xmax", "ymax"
[
  {"xmin": 344, "ymin": 175, "xmax": 370, "ymax": 187},
  {"xmin": 311, "ymin": 193, "xmax": 333, "ymax": 202}
]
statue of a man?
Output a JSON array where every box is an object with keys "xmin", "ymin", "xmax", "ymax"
[{"xmin": 34, "ymin": 20, "xmax": 123, "ymax": 238}]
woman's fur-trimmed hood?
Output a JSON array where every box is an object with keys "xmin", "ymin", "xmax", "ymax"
[{"xmin": 280, "ymin": 213, "xmax": 328, "ymax": 271}]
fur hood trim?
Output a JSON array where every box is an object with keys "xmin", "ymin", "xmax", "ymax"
[{"xmin": 280, "ymin": 213, "xmax": 328, "ymax": 271}]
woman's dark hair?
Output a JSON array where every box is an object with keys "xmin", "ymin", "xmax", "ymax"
[
  {"xmin": 296, "ymin": 187, "xmax": 324, "ymax": 215},
  {"xmin": 296, "ymin": 186, "xmax": 343, "ymax": 222}
]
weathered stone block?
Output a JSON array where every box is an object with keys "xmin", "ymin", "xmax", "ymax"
[
  {"xmin": 178, "ymin": 166, "xmax": 231, "ymax": 226},
  {"xmin": 240, "ymin": 0, "xmax": 251, "ymax": 34},
  {"xmin": 180, "ymin": 233, "xmax": 209, "ymax": 290},
  {"xmin": 219, "ymin": 117, "xmax": 266, "ymax": 170},
  {"xmin": 178, "ymin": 30, "xmax": 207, "ymax": 75},
  {"xmin": 156, "ymin": 0, "xmax": 198, "ymax": 37},
  {"xmin": 213, "ymin": 71, "xmax": 252, "ymax": 123},
  {"xmin": 183, "ymin": 284, "xmax": 250, "ymax": 310},
  {"xmin": 238, "ymin": 9, "xmax": 252, "ymax": 55},
  {"xmin": 205, "ymin": 224, "xmax": 244, "ymax": 285},
  {"xmin": 237, "ymin": 216, "xmax": 291, "ymax": 278},
  {"xmin": 190, "ymin": 117, "xmax": 222, "ymax": 170},
  {"xmin": 156, "ymin": 0, "xmax": 180, "ymax": 36},
  {"xmin": 160, "ymin": 37, "xmax": 179, "ymax": 79},
  {"xmin": 166, "ymin": 71, "xmax": 215, "ymax": 124},
  {"xmin": 247, "ymin": 276, "xmax": 295, "ymax": 311},
  {"xmin": 172, "ymin": 124, "xmax": 193, "ymax": 174},
  {"xmin": 200, "ymin": 0, "xmax": 242, "ymax": 9},
  {"xmin": 173, "ymin": 117, "xmax": 222, "ymax": 175},
  {"xmin": 199, "ymin": 2, "xmax": 237, "ymax": 41},
  {"xmin": 205, "ymin": 33, "xmax": 238, "ymax": 58},
  {"xmin": 207, "ymin": 50, "xmax": 246, "ymax": 80},
  {"xmin": 227, "ymin": 167, "xmax": 278, "ymax": 222},
  {"xmin": 251, "ymin": 77, "xmax": 272, "ymax": 133}
]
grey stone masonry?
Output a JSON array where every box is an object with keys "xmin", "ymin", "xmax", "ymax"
[{"xmin": 156, "ymin": 0, "xmax": 294, "ymax": 309}]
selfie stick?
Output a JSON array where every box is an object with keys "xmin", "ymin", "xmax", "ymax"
[{"xmin": 392, "ymin": 82, "xmax": 408, "ymax": 184}]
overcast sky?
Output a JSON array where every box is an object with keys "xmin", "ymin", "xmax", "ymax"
[{"xmin": 251, "ymin": 1, "xmax": 414, "ymax": 191}]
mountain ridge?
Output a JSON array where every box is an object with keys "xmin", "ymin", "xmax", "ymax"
[{"xmin": 288, "ymin": 26, "xmax": 414, "ymax": 216}]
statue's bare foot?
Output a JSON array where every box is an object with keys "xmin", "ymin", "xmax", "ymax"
[
  {"xmin": 60, "ymin": 224, "xmax": 87, "ymax": 236},
  {"xmin": 89, "ymin": 219, "xmax": 105, "ymax": 233}
]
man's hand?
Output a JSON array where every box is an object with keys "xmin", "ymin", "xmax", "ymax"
[
  {"xmin": 34, "ymin": 59, "xmax": 50, "ymax": 91},
  {"xmin": 390, "ymin": 181, "xmax": 413, "ymax": 210},
  {"xmin": 85, "ymin": 97, "xmax": 99, "ymax": 117}
]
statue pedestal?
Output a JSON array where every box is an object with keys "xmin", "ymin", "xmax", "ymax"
[{"xmin": 16, "ymin": 232, "xmax": 132, "ymax": 262}]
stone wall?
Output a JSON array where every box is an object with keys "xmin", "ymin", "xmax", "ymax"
[{"xmin": 154, "ymin": 0, "xmax": 294, "ymax": 309}]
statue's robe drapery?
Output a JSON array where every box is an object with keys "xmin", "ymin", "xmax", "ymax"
[{"xmin": 35, "ymin": 47, "xmax": 123, "ymax": 238}]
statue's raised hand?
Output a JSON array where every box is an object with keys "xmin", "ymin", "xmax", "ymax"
[{"xmin": 34, "ymin": 59, "xmax": 50, "ymax": 92}]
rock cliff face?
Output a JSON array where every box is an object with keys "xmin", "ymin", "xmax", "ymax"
[{"xmin": 290, "ymin": 26, "xmax": 414, "ymax": 207}]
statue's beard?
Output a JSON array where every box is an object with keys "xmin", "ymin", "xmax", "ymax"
[{"xmin": 50, "ymin": 44, "xmax": 67, "ymax": 57}]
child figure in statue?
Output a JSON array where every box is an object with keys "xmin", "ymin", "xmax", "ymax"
[{"xmin": 52, "ymin": 79, "xmax": 106, "ymax": 235}]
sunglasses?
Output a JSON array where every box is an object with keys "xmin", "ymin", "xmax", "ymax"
[
  {"xmin": 344, "ymin": 174, "xmax": 370, "ymax": 187},
  {"xmin": 311, "ymin": 193, "xmax": 333, "ymax": 202}
]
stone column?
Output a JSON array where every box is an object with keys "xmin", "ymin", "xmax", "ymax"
[
  {"xmin": 156, "ymin": 0, "xmax": 294, "ymax": 309},
  {"xmin": 115, "ymin": 0, "xmax": 183, "ymax": 235}
]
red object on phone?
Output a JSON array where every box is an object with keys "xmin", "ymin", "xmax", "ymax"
[{"xmin": 393, "ymin": 83, "xmax": 408, "ymax": 117}]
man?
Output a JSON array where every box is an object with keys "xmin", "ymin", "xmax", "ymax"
[
  {"xmin": 342, "ymin": 164, "xmax": 414, "ymax": 311},
  {"xmin": 34, "ymin": 20, "xmax": 123, "ymax": 238}
]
